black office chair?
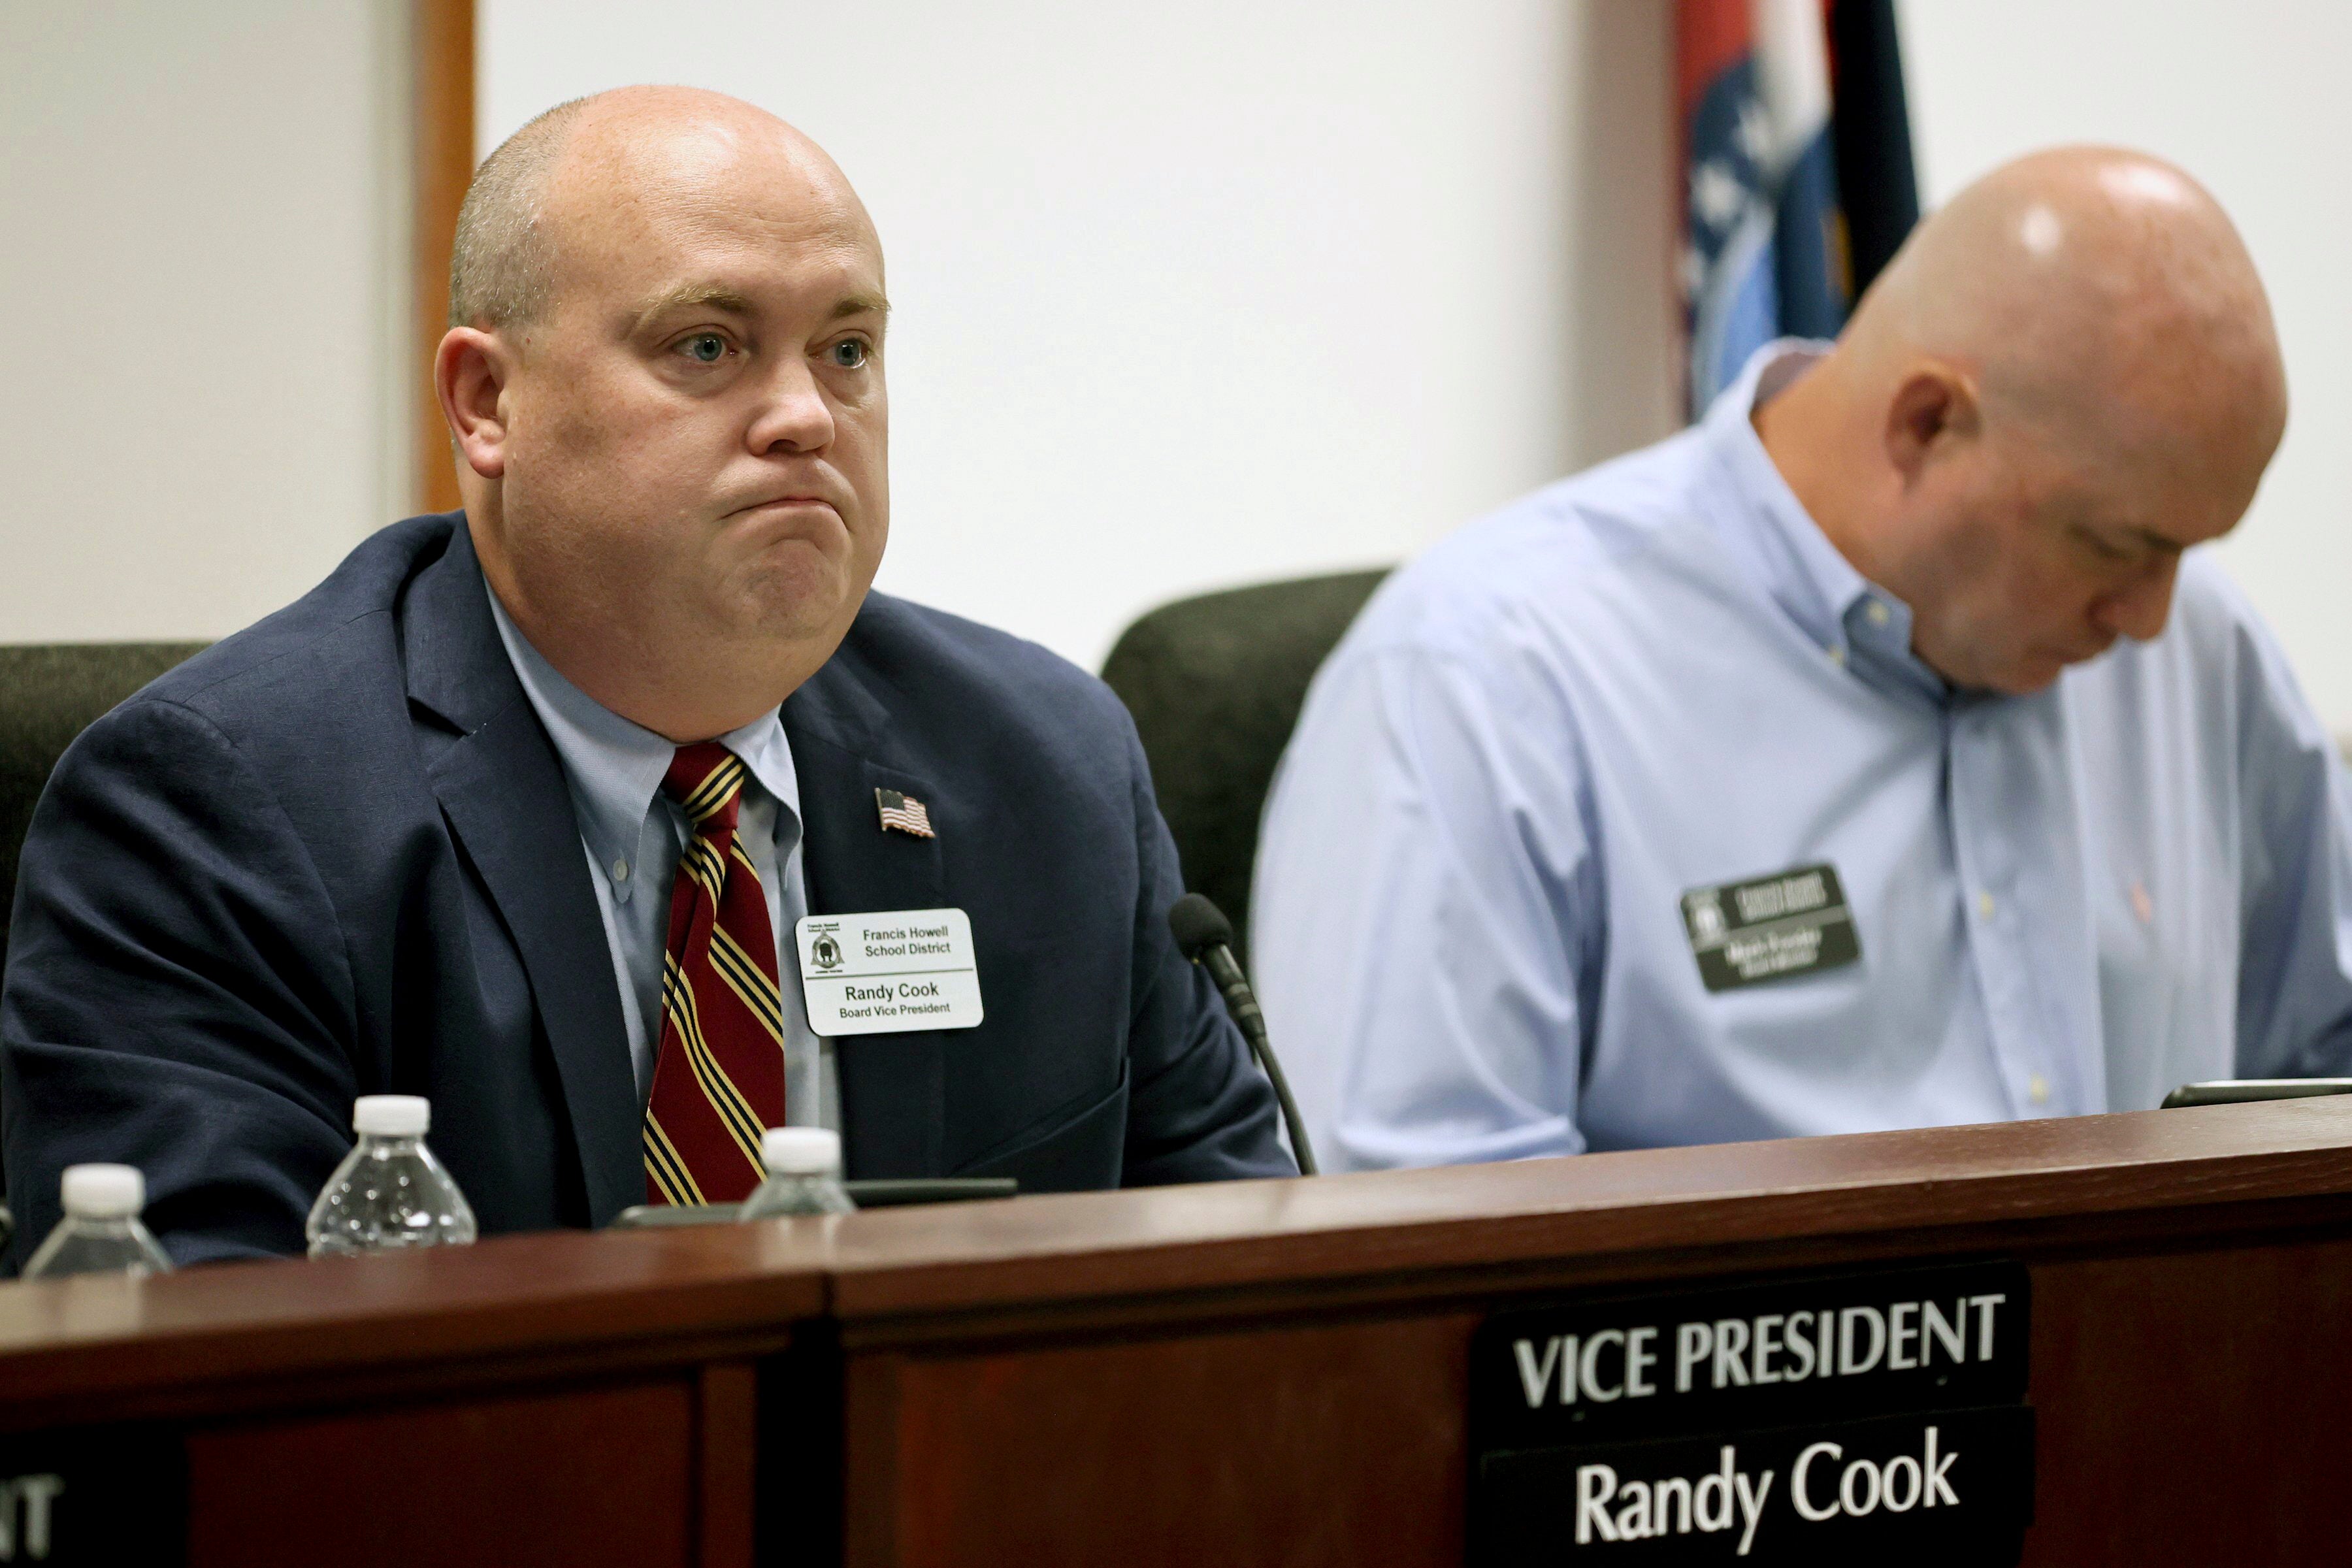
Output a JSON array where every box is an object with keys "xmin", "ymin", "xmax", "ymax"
[
  {"xmin": 1100, "ymin": 570, "xmax": 1389, "ymax": 964},
  {"xmin": 0, "ymin": 642, "xmax": 207, "ymax": 1227},
  {"xmin": 1, "ymin": 643, "xmax": 210, "ymax": 968}
]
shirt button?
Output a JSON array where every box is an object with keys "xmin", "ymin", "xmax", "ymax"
[
  {"xmin": 1976, "ymin": 891, "xmax": 1996, "ymax": 921},
  {"xmin": 612, "ymin": 858, "xmax": 630, "ymax": 883},
  {"xmin": 2028, "ymin": 1073, "xmax": 2050, "ymax": 1105},
  {"xmin": 1865, "ymin": 600, "xmax": 1891, "ymax": 628}
]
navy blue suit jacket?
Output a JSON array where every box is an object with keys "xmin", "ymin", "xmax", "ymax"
[{"xmin": 1, "ymin": 516, "xmax": 1290, "ymax": 1264}]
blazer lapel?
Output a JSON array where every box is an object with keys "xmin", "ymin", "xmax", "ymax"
[
  {"xmin": 403, "ymin": 523, "xmax": 641, "ymax": 1222},
  {"xmin": 784, "ymin": 670, "xmax": 950, "ymax": 1179}
]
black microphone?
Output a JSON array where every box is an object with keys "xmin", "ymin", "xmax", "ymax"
[{"xmin": 1168, "ymin": 894, "xmax": 1318, "ymax": 1176}]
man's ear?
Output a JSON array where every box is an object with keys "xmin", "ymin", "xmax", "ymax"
[
  {"xmin": 435, "ymin": 327, "xmax": 514, "ymax": 480},
  {"xmin": 1883, "ymin": 364, "xmax": 1980, "ymax": 487}
]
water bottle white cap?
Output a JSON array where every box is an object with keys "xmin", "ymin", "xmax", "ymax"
[
  {"xmin": 761, "ymin": 1126, "xmax": 841, "ymax": 1175},
  {"xmin": 60, "ymin": 1163, "xmax": 143, "ymax": 1219},
  {"xmin": 353, "ymin": 1095, "xmax": 431, "ymax": 1137}
]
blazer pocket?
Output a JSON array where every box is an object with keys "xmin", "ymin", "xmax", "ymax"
[{"xmin": 951, "ymin": 1060, "xmax": 1130, "ymax": 1192}]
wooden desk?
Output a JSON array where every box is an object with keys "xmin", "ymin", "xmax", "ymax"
[
  {"xmin": 0, "ymin": 1224, "xmax": 827, "ymax": 1565},
  {"xmin": 3, "ymin": 1098, "xmax": 2348, "ymax": 1565}
]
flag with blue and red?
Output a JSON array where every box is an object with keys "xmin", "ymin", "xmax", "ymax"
[{"xmin": 1676, "ymin": 0, "xmax": 1920, "ymax": 419}]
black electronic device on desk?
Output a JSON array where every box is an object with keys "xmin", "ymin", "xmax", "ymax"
[
  {"xmin": 2161, "ymin": 1077, "xmax": 2352, "ymax": 1109},
  {"xmin": 611, "ymin": 1177, "xmax": 1018, "ymax": 1228}
]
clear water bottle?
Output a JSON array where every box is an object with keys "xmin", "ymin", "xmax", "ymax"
[
  {"xmin": 23, "ymin": 1164, "xmax": 174, "ymax": 1279},
  {"xmin": 740, "ymin": 1127, "xmax": 857, "ymax": 1218},
  {"xmin": 305, "ymin": 1095, "xmax": 479, "ymax": 1257}
]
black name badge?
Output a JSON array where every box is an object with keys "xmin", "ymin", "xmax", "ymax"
[
  {"xmin": 1469, "ymin": 1262, "xmax": 2033, "ymax": 1567},
  {"xmin": 0, "ymin": 1426, "xmax": 185, "ymax": 1563},
  {"xmin": 1680, "ymin": 864, "xmax": 1860, "ymax": 992}
]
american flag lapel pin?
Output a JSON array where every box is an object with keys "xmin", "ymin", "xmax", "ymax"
[{"xmin": 875, "ymin": 787, "xmax": 936, "ymax": 840}]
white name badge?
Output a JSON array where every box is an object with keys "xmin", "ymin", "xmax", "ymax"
[{"xmin": 794, "ymin": 908, "xmax": 985, "ymax": 1036}]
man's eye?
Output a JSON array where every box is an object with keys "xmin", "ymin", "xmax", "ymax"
[
  {"xmin": 829, "ymin": 338, "xmax": 868, "ymax": 368},
  {"xmin": 2074, "ymin": 527, "xmax": 2129, "ymax": 562},
  {"xmin": 679, "ymin": 333, "xmax": 728, "ymax": 364}
]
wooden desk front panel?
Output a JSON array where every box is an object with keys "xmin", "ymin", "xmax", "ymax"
[
  {"xmin": 845, "ymin": 1312, "xmax": 1477, "ymax": 1567},
  {"xmin": 180, "ymin": 1362, "xmax": 757, "ymax": 1568},
  {"xmin": 2025, "ymin": 1236, "xmax": 2352, "ymax": 1565},
  {"xmin": 840, "ymin": 1233, "xmax": 2352, "ymax": 1567}
]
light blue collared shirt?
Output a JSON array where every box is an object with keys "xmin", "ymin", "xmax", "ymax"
[
  {"xmin": 486, "ymin": 587, "xmax": 839, "ymax": 1129},
  {"xmin": 1254, "ymin": 342, "xmax": 2352, "ymax": 1171}
]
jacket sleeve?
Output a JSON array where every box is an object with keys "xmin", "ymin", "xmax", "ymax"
[
  {"xmin": 1113, "ymin": 713, "xmax": 1296, "ymax": 1185},
  {"xmin": 2, "ymin": 698, "xmax": 360, "ymax": 1266}
]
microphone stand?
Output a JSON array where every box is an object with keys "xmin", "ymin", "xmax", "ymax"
[{"xmin": 1169, "ymin": 894, "xmax": 1318, "ymax": 1175}]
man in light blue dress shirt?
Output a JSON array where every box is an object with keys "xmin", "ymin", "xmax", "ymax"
[{"xmin": 1254, "ymin": 147, "xmax": 2352, "ymax": 1171}]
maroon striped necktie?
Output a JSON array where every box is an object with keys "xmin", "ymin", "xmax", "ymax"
[{"xmin": 641, "ymin": 742, "xmax": 789, "ymax": 1206}]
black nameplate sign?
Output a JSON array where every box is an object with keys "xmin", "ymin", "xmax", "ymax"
[
  {"xmin": 1480, "ymin": 1407, "xmax": 2035, "ymax": 1563},
  {"xmin": 1470, "ymin": 1262, "xmax": 2033, "ymax": 1565},
  {"xmin": 0, "ymin": 1426, "xmax": 185, "ymax": 1564}
]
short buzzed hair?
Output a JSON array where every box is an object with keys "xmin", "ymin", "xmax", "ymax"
[{"xmin": 446, "ymin": 97, "xmax": 589, "ymax": 329}]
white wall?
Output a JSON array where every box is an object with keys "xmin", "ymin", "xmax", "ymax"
[
  {"xmin": 1899, "ymin": 0, "xmax": 2352, "ymax": 728},
  {"xmin": 481, "ymin": 0, "xmax": 1679, "ymax": 672},
  {"xmin": 17, "ymin": 2, "xmax": 2341, "ymax": 712},
  {"xmin": 0, "ymin": 1, "xmax": 407, "ymax": 644}
]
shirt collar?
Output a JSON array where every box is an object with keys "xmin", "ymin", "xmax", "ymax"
[
  {"xmin": 483, "ymin": 582, "xmax": 803, "ymax": 875},
  {"xmin": 1703, "ymin": 340, "xmax": 1941, "ymax": 698}
]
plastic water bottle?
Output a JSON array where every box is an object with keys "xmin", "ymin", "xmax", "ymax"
[
  {"xmin": 305, "ymin": 1095, "xmax": 479, "ymax": 1257},
  {"xmin": 22, "ymin": 1164, "xmax": 174, "ymax": 1279},
  {"xmin": 740, "ymin": 1127, "xmax": 857, "ymax": 1218}
]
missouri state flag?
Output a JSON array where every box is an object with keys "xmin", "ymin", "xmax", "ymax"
[{"xmin": 1677, "ymin": 0, "xmax": 1921, "ymax": 417}]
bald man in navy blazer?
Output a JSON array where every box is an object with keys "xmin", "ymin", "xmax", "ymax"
[{"xmin": 1, "ymin": 88, "xmax": 1289, "ymax": 1265}]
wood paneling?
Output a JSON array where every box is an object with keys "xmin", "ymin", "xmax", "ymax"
[
  {"xmin": 5, "ymin": 1101, "xmax": 2349, "ymax": 1424},
  {"xmin": 2, "ymin": 1100, "xmax": 2351, "ymax": 1563},
  {"xmin": 819, "ymin": 1099, "xmax": 2352, "ymax": 1324},
  {"xmin": 838, "ymin": 1237, "xmax": 2352, "ymax": 1568},
  {"xmin": 186, "ymin": 1379, "xmax": 694, "ymax": 1568},
  {"xmin": 2019, "ymin": 1238, "xmax": 2352, "ymax": 1564},
  {"xmin": 847, "ymin": 1315, "xmax": 1477, "ymax": 1568},
  {"xmin": 411, "ymin": 0, "xmax": 474, "ymax": 517},
  {"xmin": 696, "ymin": 1362, "xmax": 759, "ymax": 1568},
  {"xmin": 0, "ymin": 1227, "xmax": 825, "ymax": 1433}
]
